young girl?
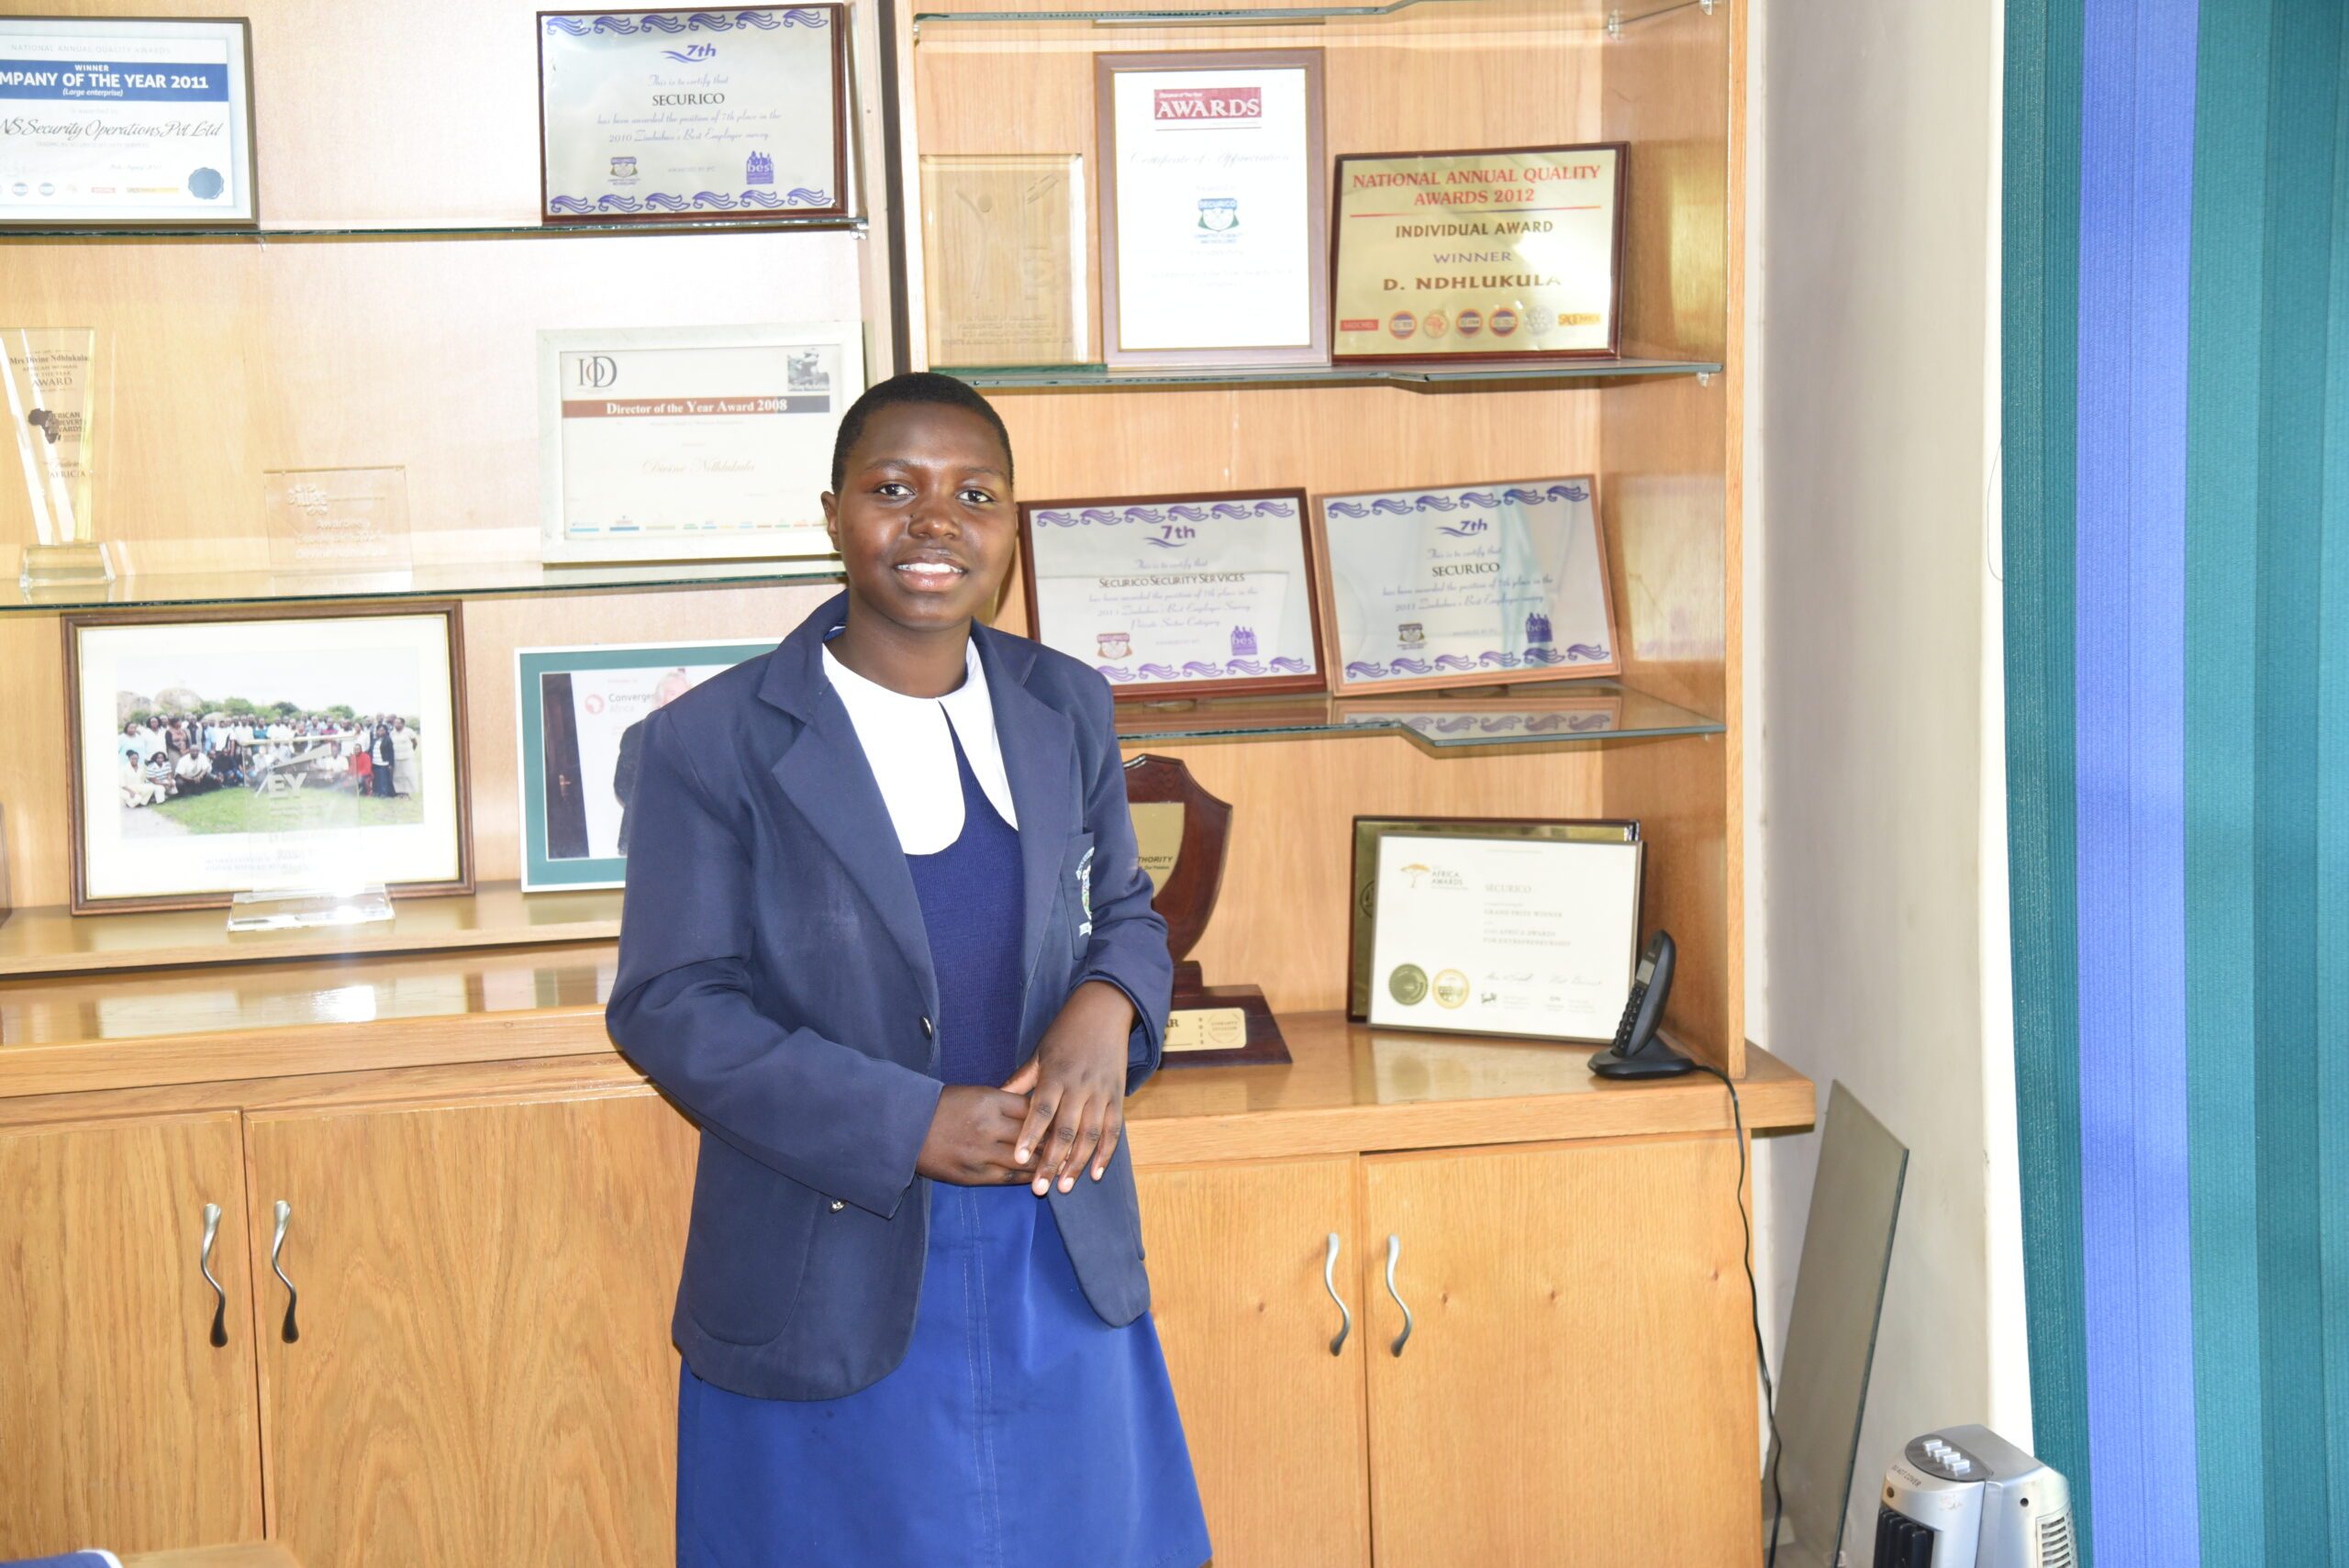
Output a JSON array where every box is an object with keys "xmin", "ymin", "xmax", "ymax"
[{"xmin": 607, "ymin": 373, "xmax": 1212, "ymax": 1568}]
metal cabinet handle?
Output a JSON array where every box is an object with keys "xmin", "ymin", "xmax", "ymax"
[
  {"xmin": 1322, "ymin": 1232, "xmax": 1351, "ymax": 1356},
  {"xmin": 199, "ymin": 1203, "xmax": 227, "ymax": 1347},
  {"xmin": 271, "ymin": 1199, "xmax": 300, "ymax": 1343},
  {"xmin": 1384, "ymin": 1233, "xmax": 1414, "ymax": 1357}
]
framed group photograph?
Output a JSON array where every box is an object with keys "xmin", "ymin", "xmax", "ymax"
[
  {"xmin": 1019, "ymin": 489, "xmax": 1326, "ymax": 699},
  {"xmin": 1097, "ymin": 50, "xmax": 1329, "ymax": 368},
  {"xmin": 62, "ymin": 606, "xmax": 473, "ymax": 915},
  {"xmin": 537, "ymin": 6, "xmax": 849, "ymax": 221},
  {"xmin": 515, "ymin": 638, "xmax": 776, "ymax": 890},
  {"xmin": 1314, "ymin": 475, "xmax": 1620, "ymax": 692},
  {"xmin": 537, "ymin": 321, "xmax": 862, "ymax": 564},
  {"xmin": 0, "ymin": 17, "xmax": 259, "ymax": 228}
]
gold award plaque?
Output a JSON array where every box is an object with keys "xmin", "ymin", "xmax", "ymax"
[
  {"xmin": 920, "ymin": 153, "xmax": 1087, "ymax": 367},
  {"xmin": 1331, "ymin": 144, "xmax": 1625, "ymax": 362}
]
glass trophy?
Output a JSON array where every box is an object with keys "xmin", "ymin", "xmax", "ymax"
[
  {"xmin": 3, "ymin": 327, "xmax": 111, "ymax": 589},
  {"xmin": 263, "ymin": 466, "xmax": 413, "ymax": 574},
  {"xmin": 227, "ymin": 884, "xmax": 395, "ymax": 932}
]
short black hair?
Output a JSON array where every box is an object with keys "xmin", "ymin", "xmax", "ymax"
[{"xmin": 829, "ymin": 371, "xmax": 1015, "ymax": 491}]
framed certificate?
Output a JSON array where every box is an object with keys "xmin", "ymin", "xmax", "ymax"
[
  {"xmin": 63, "ymin": 606, "xmax": 473, "ymax": 915},
  {"xmin": 1315, "ymin": 475, "xmax": 1620, "ymax": 692},
  {"xmin": 1346, "ymin": 816, "xmax": 1638, "ymax": 1019},
  {"xmin": 1365, "ymin": 831, "xmax": 1643, "ymax": 1042},
  {"xmin": 920, "ymin": 153, "xmax": 1088, "ymax": 367},
  {"xmin": 0, "ymin": 17, "xmax": 257, "ymax": 227},
  {"xmin": 1097, "ymin": 50, "xmax": 1328, "ymax": 368},
  {"xmin": 537, "ymin": 322, "xmax": 861, "ymax": 564},
  {"xmin": 516, "ymin": 638, "xmax": 776, "ymax": 890},
  {"xmin": 1331, "ymin": 144, "xmax": 1625, "ymax": 362},
  {"xmin": 1019, "ymin": 489, "xmax": 1326, "ymax": 699},
  {"xmin": 537, "ymin": 7, "xmax": 849, "ymax": 222}
]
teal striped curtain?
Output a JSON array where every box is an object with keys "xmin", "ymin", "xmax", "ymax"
[{"xmin": 2003, "ymin": 0, "xmax": 2349, "ymax": 1562}]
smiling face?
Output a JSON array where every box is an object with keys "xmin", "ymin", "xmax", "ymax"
[{"xmin": 820, "ymin": 401, "xmax": 1017, "ymax": 637}]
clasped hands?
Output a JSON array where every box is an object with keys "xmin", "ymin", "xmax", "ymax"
[{"xmin": 915, "ymin": 979, "xmax": 1133, "ymax": 1195}]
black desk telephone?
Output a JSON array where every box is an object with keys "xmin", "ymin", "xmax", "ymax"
[{"xmin": 1589, "ymin": 930, "xmax": 1696, "ymax": 1079}]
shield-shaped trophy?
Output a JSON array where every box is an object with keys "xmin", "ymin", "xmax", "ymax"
[{"xmin": 1123, "ymin": 753, "xmax": 1288, "ymax": 1067}]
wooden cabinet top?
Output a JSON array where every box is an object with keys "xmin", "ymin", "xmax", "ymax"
[{"xmin": 0, "ymin": 942, "xmax": 1809, "ymax": 1155}]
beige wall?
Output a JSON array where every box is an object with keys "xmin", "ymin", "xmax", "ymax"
[{"xmin": 1744, "ymin": 0, "xmax": 2029, "ymax": 1553}]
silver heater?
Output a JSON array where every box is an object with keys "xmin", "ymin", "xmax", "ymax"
[{"xmin": 1872, "ymin": 1426, "xmax": 2074, "ymax": 1568}]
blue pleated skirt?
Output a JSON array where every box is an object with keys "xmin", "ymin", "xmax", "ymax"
[{"xmin": 676, "ymin": 1180, "xmax": 1212, "ymax": 1568}]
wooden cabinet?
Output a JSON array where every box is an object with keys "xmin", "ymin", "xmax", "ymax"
[
  {"xmin": 1143, "ymin": 1134, "xmax": 1759, "ymax": 1568},
  {"xmin": 0, "ymin": 1112, "xmax": 262, "ymax": 1558},
  {"xmin": 1139, "ymin": 1156, "xmax": 1372, "ymax": 1568},
  {"xmin": 0, "ymin": 1018, "xmax": 1805, "ymax": 1566},
  {"xmin": 1361, "ymin": 1137, "xmax": 1756, "ymax": 1567},
  {"xmin": 243, "ymin": 1090, "xmax": 696, "ymax": 1568}
]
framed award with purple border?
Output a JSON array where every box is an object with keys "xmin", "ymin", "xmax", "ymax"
[
  {"xmin": 1018, "ymin": 489, "xmax": 1327, "ymax": 700},
  {"xmin": 537, "ymin": 7, "xmax": 849, "ymax": 223},
  {"xmin": 1312, "ymin": 475, "xmax": 1620, "ymax": 694}
]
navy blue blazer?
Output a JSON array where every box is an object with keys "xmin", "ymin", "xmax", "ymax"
[{"xmin": 606, "ymin": 592, "xmax": 1173, "ymax": 1401}]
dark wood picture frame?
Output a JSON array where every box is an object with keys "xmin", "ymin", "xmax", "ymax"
[
  {"xmin": 0, "ymin": 15, "xmax": 261, "ymax": 230},
  {"xmin": 1096, "ymin": 48, "xmax": 1330, "ymax": 368},
  {"xmin": 1018, "ymin": 487, "xmax": 1330, "ymax": 702},
  {"xmin": 1329, "ymin": 142, "xmax": 1628, "ymax": 366},
  {"xmin": 535, "ymin": 6, "xmax": 852, "ymax": 224},
  {"xmin": 61, "ymin": 602, "xmax": 475, "ymax": 915},
  {"xmin": 1346, "ymin": 815, "xmax": 1641, "ymax": 1019}
]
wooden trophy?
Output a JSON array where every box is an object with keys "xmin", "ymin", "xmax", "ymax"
[{"xmin": 1124, "ymin": 754, "xmax": 1289, "ymax": 1067}]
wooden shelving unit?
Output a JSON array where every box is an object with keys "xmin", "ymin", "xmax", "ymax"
[{"xmin": 0, "ymin": 5, "xmax": 1774, "ymax": 1566}]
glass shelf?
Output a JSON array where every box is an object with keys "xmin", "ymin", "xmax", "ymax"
[
  {"xmin": 1113, "ymin": 678, "xmax": 1720, "ymax": 751},
  {"xmin": 941, "ymin": 358, "xmax": 1720, "ymax": 391},
  {"xmin": 915, "ymin": 0, "xmax": 1708, "ymax": 37},
  {"xmin": 0, "ymin": 216, "xmax": 867, "ymax": 243},
  {"xmin": 0, "ymin": 558, "xmax": 844, "ymax": 616}
]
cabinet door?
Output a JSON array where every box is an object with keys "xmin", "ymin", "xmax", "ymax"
[
  {"xmin": 1362, "ymin": 1137, "xmax": 1756, "ymax": 1568},
  {"xmin": 1139, "ymin": 1155, "xmax": 1371, "ymax": 1568},
  {"xmin": 0, "ymin": 1111, "xmax": 262, "ymax": 1557},
  {"xmin": 246, "ymin": 1089, "xmax": 696, "ymax": 1568}
]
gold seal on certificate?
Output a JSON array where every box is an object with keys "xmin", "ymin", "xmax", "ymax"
[
  {"xmin": 1365, "ymin": 831, "xmax": 1643, "ymax": 1042},
  {"xmin": 538, "ymin": 8, "xmax": 848, "ymax": 222},
  {"xmin": 1018, "ymin": 489, "xmax": 1327, "ymax": 699},
  {"xmin": 1314, "ymin": 476, "xmax": 1620, "ymax": 692},
  {"xmin": 537, "ymin": 323, "xmax": 862, "ymax": 564},
  {"xmin": 1331, "ymin": 144, "xmax": 1625, "ymax": 362},
  {"xmin": 1097, "ymin": 50, "xmax": 1330, "ymax": 368}
]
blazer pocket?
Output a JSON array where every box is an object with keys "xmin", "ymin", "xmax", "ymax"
[
  {"xmin": 1060, "ymin": 830, "xmax": 1097, "ymax": 960},
  {"xmin": 681, "ymin": 1138, "xmax": 819, "ymax": 1346}
]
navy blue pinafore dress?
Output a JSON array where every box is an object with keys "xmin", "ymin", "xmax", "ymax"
[{"xmin": 674, "ymin": 733, "xmax": 1212, "ymax": 1568}]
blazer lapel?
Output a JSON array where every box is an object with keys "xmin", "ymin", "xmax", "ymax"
[
  {"xmin": 768, "ymin": 695, "xmax": 938, "ymax": 1015},
  {"xmin": 977, "ymin": 630, "xmax": 1077, "ymax": 990},
  {"xmin": 757, "ymin": 595, "xmax": 937, "ymax": 1012}
]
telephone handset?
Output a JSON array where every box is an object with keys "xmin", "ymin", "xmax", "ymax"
[{"xmin": 1589, "ymin": 930, "xmax": 1697, "ymax": 1079}]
